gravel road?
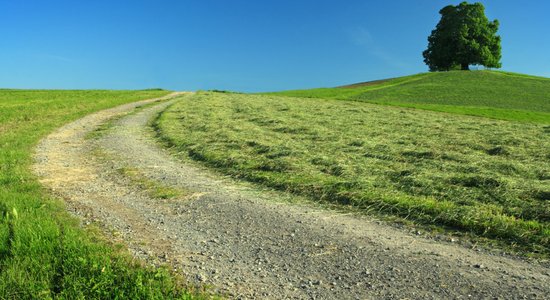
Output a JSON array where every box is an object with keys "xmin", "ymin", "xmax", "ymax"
[{"xmin": 34, "ymin": 93, "xmax": 550, "ymax": 299}]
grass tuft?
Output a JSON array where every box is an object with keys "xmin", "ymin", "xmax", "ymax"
[{"xmin": 116, "ymin": 166, "xmax": 188, "ymax": 200}]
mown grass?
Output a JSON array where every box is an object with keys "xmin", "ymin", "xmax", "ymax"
[
  {"xmin": 156, "ymin": 92, "xmax": 550, "ymax": 255},
  {"xmin": 267, "ymin": 71, "xmax": 550, "ymax": 123},
  {"xmin": 0, "ymin": 90, "xmax": 202, "ymax": 299}
]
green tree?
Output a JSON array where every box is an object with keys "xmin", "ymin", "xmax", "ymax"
[{"xmin": 423, "ymin": 2, "xmax": 501, "ymax": 71}]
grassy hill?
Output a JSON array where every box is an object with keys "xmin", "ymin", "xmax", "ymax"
[{"xmin": 267, "ymin": 71, "xmax": 550, "ymax": 123}]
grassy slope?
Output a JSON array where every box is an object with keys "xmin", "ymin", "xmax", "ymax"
[
  {"xmin": 267, "ymin": 71, "xmax": 550, "ymax": 123},
  {"xmin": 156, "ymin": 92, "xmax": 550, "ymax": 255},
  {"xmin": 0, "ymin": 90, "xmax": 198, "ymax": 299}
]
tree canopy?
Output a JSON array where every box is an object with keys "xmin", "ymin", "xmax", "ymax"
[{"xmin": 423, "ymin": 2, "xmax": 501, "ymax": 71}]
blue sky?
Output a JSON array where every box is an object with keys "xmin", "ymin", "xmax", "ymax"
[{"xmin": 1, "ymin": 0, "xmax": 549, "ymax": 92}]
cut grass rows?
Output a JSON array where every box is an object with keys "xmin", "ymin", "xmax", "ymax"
[
  {"xmin": 0, "ymin": 90, "xmax": 199, "ymax": 299},
  {"xmin": 156, "ymin": 92, "xmax": 550, "ymax": 255}
]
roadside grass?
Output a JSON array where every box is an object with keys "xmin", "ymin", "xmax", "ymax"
[
  {"xmin": 0, "ymin": 90, "xmax": 202, "ymax": 299},
  {"xmin": 266, "ymin": 71, "xmax": 550, "ymax": 123},
  {"xmin": 156, "ymin": 92, "xmax": 550, "ymax": 255}
]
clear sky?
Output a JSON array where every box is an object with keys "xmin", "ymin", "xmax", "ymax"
[{"xmin": 1, "ymin": 0, "xmax": 549, "ymax": 92}]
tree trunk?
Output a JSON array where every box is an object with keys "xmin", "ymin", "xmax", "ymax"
[{"xmin": 461, "ymin": 63, "xmax": 470, "ymax": 70}]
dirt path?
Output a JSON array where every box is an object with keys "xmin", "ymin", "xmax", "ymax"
[{"xmin": 34, "ymin": 93, "xmax": 550, "ymax": 299}]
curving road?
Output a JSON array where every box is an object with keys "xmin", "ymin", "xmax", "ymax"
[{"xmin": 34, "ymin": 93, "xmax": 550, "ymax": 299}]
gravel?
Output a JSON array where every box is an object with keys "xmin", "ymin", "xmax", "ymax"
[{"xmin": 34, "ymin": 93, "xmax": 550, "ymax": 299}]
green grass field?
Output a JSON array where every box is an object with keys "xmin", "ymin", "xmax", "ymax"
[
  {"xmin": 156, "ymin": 91, "xmax": 550, "ymax": 255},
  {"xmin": 267, "ymin": 71, "xmax": 550, "ymax": 123},
  {"xmin": 0, "ymin": 90, "xmax": 199, "ymax": 299},
  {"xmin": 2, "ymin": 71, "xmax": 549, "ymax": 296}
]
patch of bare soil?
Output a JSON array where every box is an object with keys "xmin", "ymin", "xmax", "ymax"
[{"xmin": 34, "ymin": 93, "xmax": 550, "ymax": 299}]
